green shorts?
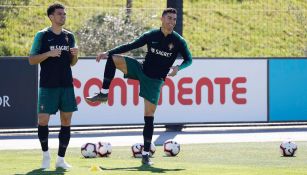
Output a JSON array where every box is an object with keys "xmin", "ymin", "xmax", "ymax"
[
  {"xmin": 124, "ymin": 56, "xmax": 164, "ymax": 105},
  {"xmin": 37, "ymin": 87, "xmax": 78, "ymax": 114}
]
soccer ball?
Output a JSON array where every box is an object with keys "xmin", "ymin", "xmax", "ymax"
[
  {"xmin": 81, "ymin": 143, "xmax": 97, "ymax": 158},
  {"xmin": 164, "ymin": 139, "xmax": 180, "ymax": 156},
  {"xmin": 280, "ymin": 141, "xmax": 297, "ymax": 156},
  {"xmin": 131, "ymin": 143, "xmax": 156, "ymax": 158},
  {"xmin": 131, "ymin": 143, "xmax": 143, "ymax": 158},
  {"xmin": 96, "ymin": 141, "xmax": 112, "ymax": 157}
]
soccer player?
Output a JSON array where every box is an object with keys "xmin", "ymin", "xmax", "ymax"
[
  {"xmin": 86, "ymin": 8, "xmax": 192, "ymax": 165},
  {"xmin": 28, "ymin": 3, "xmax": 78, "ymax": 170}
]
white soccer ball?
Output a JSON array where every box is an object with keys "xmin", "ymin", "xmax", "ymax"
[
  {"xmin": 81, "ymin": 143, "xmax": 97, "ymax": 158},
  {"xmin": 96, "ymin": 141, "xmax": 112, "ymax": 157},
  {"xmin": 164, "ymin": 139, "xmax": 180, "ymax": 156},
  {"xmin": 131, "ymin": 143, "xmax": 156, "ymax": 158},
  {"xmin": 280, "ymin": 141, "xmax": 297, "ymax": 156}
]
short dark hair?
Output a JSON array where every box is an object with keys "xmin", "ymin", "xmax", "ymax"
[
  {"xmin": 162, "ymin": 8, "xmax": 177, "ymax": 16},
  {"xmin": 47, "ymin": 3, "xmax": 65, "ymax": 17}
]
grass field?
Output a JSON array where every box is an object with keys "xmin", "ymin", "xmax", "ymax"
[
  {"xmin": 1, "ymin": 142, "xmax": 307, "ymax": 175},
  {"xmin": 0, "ymin": 0, "xmax": 306, "ymax": 56}
]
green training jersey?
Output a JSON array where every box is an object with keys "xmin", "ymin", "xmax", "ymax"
[
  {"xmin": 108, "ymin": 28, "xmax": 192, "ymax": 80},
  {"xmin": 30, "ymin": 27, "xmax": 76, "ymax": 87}
]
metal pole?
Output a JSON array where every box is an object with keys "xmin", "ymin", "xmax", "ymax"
[{"xmin": 167, "ymin": 0, "xmax": 183, "ymax": 36}]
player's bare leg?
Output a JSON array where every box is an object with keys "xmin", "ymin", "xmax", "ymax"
[
  {"xmin": 38, "ymin": 114, "xmax": 51, "ymax": 169},
  {"xmin": 86, "ymin": 54, "xmax": 127, "ymax": 103},
  {"xmin": 142, "ymin": 99, "xmax": 157, "ymax": 166},
  {"xmin": 112, "ymin": 54, "xmax": 128, "ymax": 74},
  {"xmin": 55, "ymin": 111, "xmax": 72, "ymax": 170}
]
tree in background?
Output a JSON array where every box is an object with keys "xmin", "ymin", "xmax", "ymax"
[
  {"xmin": 126, "ymin": 0, "xmax": 132, "ymax": 21},
  {"xmin": 76, "ymin": 11, "xmax": 149, "ymax": 57}
]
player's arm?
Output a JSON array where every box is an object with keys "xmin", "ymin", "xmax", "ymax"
[
  {"xmin": 96, "ymin": 32, "xmax": 149, "ymax": 62},
  {"xmin": 177, "ymin": 39, "xmax": 192, "ymax": 70},
  {"xmin": 69, "ymin": 33, "xmax": 78, "ymax": 66},
  {"xmin": 29, "ymin": 51, "xmax": 61, "ymax": 65},
  {"xmin": 28, "ymin": 32, "xmax": 60, "ymax": 65},
  {"xmin": 168, "ymin": 39, "xmax": 192, "ymax": 77},
  {"xmin": 107, "ymin": 32, "xmax": 149, "ymax": 55}
]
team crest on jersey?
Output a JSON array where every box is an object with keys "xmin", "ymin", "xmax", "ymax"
[
  {"xmin": 65, "ymin": 35, "xmax": 69, "ymax": 43},
  {"xmin": 168, "ymin": 43, "xmax": 174, "ymax": 51}
]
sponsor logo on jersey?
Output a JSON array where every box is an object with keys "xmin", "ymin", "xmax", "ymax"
[
  {"xmin": 50, "ymin": 45, "xmax": 69, "ymax": 51},
  {"xmin": 150, "ymin": 47, "xmax": 172, "ymax": 57}
]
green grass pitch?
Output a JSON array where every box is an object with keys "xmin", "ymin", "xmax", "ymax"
[{"xmin": 1, "ymin": 142, "xmax": 307, "ymax": 175}]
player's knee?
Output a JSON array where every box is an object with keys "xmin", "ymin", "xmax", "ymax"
[
  {"xmin": 60, "ymin": 111, "xmax": 72, "ymax": 125},
  {"xmin": 38, "ymin": 117, "xmax": 49, "ymax": 126},
  {"xmin": 145, "ymin": 111, "xmax": 155, "ymax": 116},
  {"xmin": 112, "ymin": 55, "xmax": 127, "ymax": 73},
  {"xmin": 60, "ymin": 116, "xmax": 71, "ymax": 126},
  {"xmin": 61, "ymin": 120, "xmax": 71, "ymax": 126},
  {"xmin": 112, "ymin": 55, "xmax": 124, "ymax": 65},
  {"xmin": 38, "ymin": 119, "xmax": 49, "ymax": 126},
  {"xmin": 60, "ymin": 117, "xmax": 72, "ymax": 126},
  {"xmin": 112, "ymin": 54, "xmax": 123, "ymax": 60},
  {"xmin": 38, "ymin": 120, "xmax": 48, "ymax": 126}
]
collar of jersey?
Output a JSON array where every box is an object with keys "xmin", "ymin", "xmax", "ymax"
[
  {"xmin": 159, "ymin": 27, "xmax": 174, "ymax": 38},
  {"xmin": 47, "ymin": 27, "xmax": 63, "ymax": 36}
]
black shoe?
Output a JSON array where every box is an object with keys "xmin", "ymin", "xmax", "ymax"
[
  {"xmin": 142, "ymin": 154, "xmax": 153, "ymax": 165},
  {"xmin": 85, "ymin": 92, "xmax": 108, "ymax": 103}
]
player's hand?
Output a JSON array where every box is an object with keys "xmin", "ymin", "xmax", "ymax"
[
  {"xmin": 96, "ymin": 52, "xmax": 109, "ymax": 62},
  {"xmin": 48, "ymin": 49, "xmax": 61, "ymax": 57},
  {"xmin": 70, "ymin": 47, "xmax": 78, "ymax": 56},
  {"xmin": 168, "ymin": 66, "xmax": 179, "ymax": 77}
]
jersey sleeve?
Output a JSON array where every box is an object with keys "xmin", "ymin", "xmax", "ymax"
[
  {"xmin": 69, "ymin": 33, "xmax": 76, "ymax": 48},
  {"xmin": 108, "ymin": 32, "xmax": 149, "ymax": 55},
  {"xmin": 178, "ymin": 39, "xmax": 192, "ymax": 70},
  {"xmin": 29, "ymin": 31, "xmax": 44, "ymax": 56}
]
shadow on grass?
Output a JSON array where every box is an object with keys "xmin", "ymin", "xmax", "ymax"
[
  {"xmin": 100, "ymin": 164, "xmax": 185, "ymax": 173},
  {"xmin": 15, "ymin": 168, "xmax": 66, "ymax": 175}
]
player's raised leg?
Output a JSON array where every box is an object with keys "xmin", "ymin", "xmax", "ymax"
[
  {"xmin": 141, "ymin": 99, "xmax": 157, "ymax": 166},
  {"xmin": 86, "ymin": 54, "xmax": 127, "ymax": 103},
  {"xmin": 55, "ymin": 111, "xmax": 72, "ymax": 169},
  {"xmin": 38, "ymin": 114, "xmax": 51, "ymax": 169}
]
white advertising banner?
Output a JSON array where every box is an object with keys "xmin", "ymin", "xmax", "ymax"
[{"xmin": 49, "ymin": 59, "xmax": 267, "ymax": 126}]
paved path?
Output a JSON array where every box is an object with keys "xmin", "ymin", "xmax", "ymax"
[{"xmin": 1, "ymin": 125, "xmax": 307, "ymax": 150}]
